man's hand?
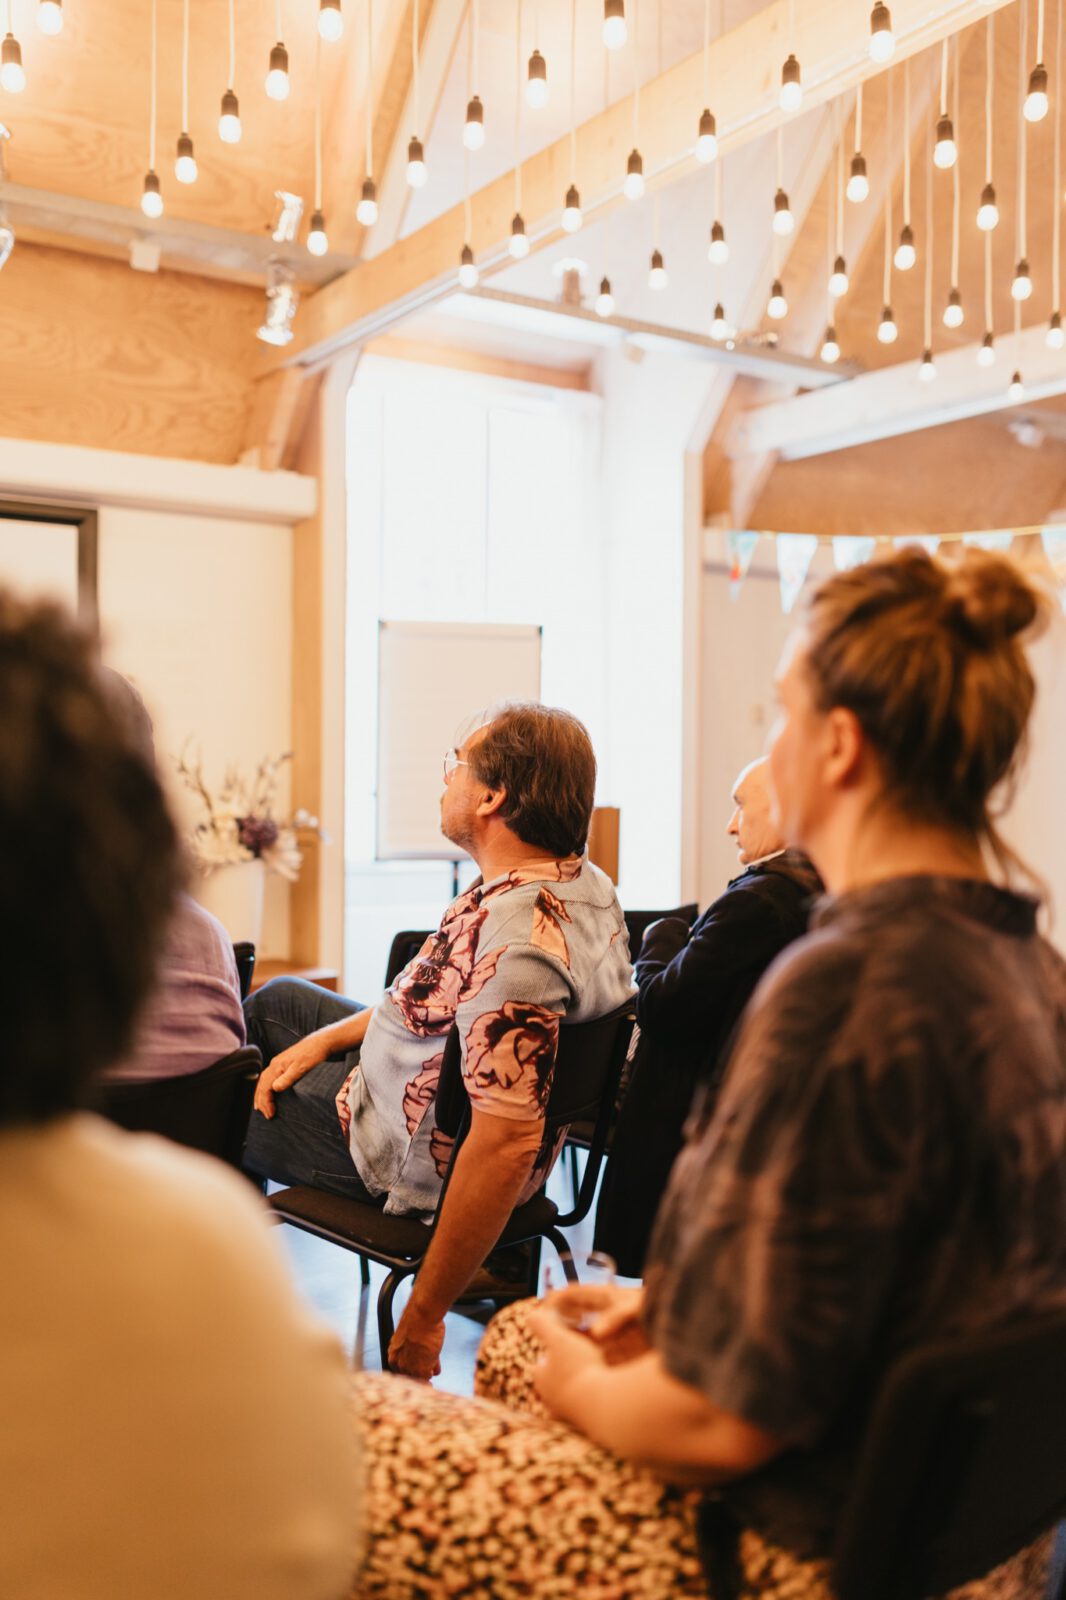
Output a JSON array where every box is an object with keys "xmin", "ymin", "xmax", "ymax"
[
  {"xmin": 388, "ymin": 1302, "xmax": 445, "ymax": 1382},
  {"xmin": 253, "ymin": 1034, "xmax": 331, "ymax": 1119},
  {"xmin": 542, "ymin": 1283, "xmax": 649, "ymax": 1364}
]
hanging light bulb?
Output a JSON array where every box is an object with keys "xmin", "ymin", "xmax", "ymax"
[
  {"xmin": 562, "ymin": 183, "xmax": 583, "ymax": 232},
  {"xmin": 648, "ymin": 248, "xmax": 668, "ymax": 290},
  {"xmin": 603, "ymin": 0, "xmax": 627, "ymax": 50},
  {"xmin": 868, "ymin": 1, "xmax": 894, "ymax": 63},
  {"xmin": 767, "ymin": 278, "xmax": 788, "ymax": 319},
  {"xmin": 406, "ymin": 136, "xmax": 427, "ymax": 187},
  {"xmin": 708, "ymin": 219, "xmax": 729, "ymax": 265},
  {"xmin": 526, "ymin": 49, "xmax": 548, "ymax": 108},
  {"xmin": 933, "ymin": 114, "xmax": 957, "ymax": 169},
  {"xmin": 894, "ymin": 224, "xmax": 916, "ymax": 271},
  {"xmin": 596, "ymin": 276, "xmax": 615, "ymax": 316},
  {"xmin": 1048, "ymin": 311, "xmax": 1065, "ymax": 349},
  {"xmin": 773, "ymin": 188, "xmax": 795, "ymax": 236},
  {"xmin": 847, "ymin": 154, "xmax": 869, "ymax": 203},
  {"xmin": 711, "ymin": 302, "xmax": 731, "ymax": 341},
  {"xmin": 820, "ymin": 325, "xmax": 840, "ymax": 363},
  {"xmin": 175, "ymin": 132, "xmax": 198, "ymax": 184},
  {"xmin": 218, "ymin": 89, "xmax": 242, "ymax": 143},
  {"xmin": 458, "ymin": 243, "xmax": 479, "ymax": 288},
  {"xmin": 1, "ymin": 33, "xmax": 26, "ymax": 92},
  {"xmin": 1008, "ymin": 370, "xmax": 1025, "ymax": 402},
  {"xmin": 318, "ymin": 0, "xmax": 343, "ymax": 40},
  {"xmin": 1011, "ymin": 257, "xmax": 1033, "ymax": 300},
  {"xmin": 1024, "ymin": 63, "xmax": 1049, "ymax": 122},
  {"xmin": 976, "ymin": 182, "xmax": 999, "ymax": 231},
  {"xmin": 463, "ymin": 94, "xmax": 485, "ymax": 150},
  {"xmin": 977, "ymin": 331, "xmax": 996, "ymax": 367},
  {"xmin": 878, "ymin": 305, "xmax": 898, "ymax": 344},
  {"xmin": 141, "ymin": 169, "xmax": 164, "ymax": 219},
  {"xmin": 509, "ymin": 212, "xmax": 530, "ymax": 257},
  {"xmin": 919, "ymin": 348, "xmax": 936, "ymax": 381},
  {"xmin": 306, "ymin": 209, "xmax": 328, "ymax": 256},
  {"xmin": 943, "ymin": 287, "xmax": 964, "ymax": 328},
  {"xmin": 357, "ymin": 177, "xmax": 378, "ymax": 226},
  {"xmin": 36, "ymin": 0, "xmax": 63, "ymax": 36},
  {"xmin": 827, "ymin": 255, "xmax": 849, "ymax": 298},
  {"xmin": 623, "ymin": 148, "xmax": 645, "ymax": 200},
  {"xmin": 779, "ymin": 54, "xmax": 802, "ymax": 113},
  {"xmin": 695, "ymin": 109, "xmax": 717, "ymax": 164},
  {"xmin": 265, "ymin": 42, "xmax": 290, "ymax": 100}
]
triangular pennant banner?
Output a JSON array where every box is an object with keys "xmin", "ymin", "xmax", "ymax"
[
  {"xmin": 777, "ymin": 533, "xmax": 819, "ymax": 614},
  {"xmin": 1042, "ymin": 529, "xmax": 1066, "ymax": 610},
  {"xmin": 726, "ymin": 531, "xmax": 760, "ymax": 600},
  {"xmin": 832, "ymin": 536, "xmax": 876, "ymax": 571},
  {"xmin": 894, "ymin": 534, "xmax": 941, "ymax": 556},
  {"xmin": 963, "ymin": 530, "xmax": 1014, "ymax": 552}
]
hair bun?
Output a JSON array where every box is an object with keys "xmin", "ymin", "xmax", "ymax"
[{"xmin": 943, "ymin": 550, "xmax": 1044, "ymax": 647}]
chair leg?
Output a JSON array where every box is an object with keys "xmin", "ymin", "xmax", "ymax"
[
  {"xmin": 377, "ymin": 1268, "xmax": 411, "ymax": 1369},
  {"xmin": 567, "ymin": 1143, "xmax": 580, "ymax": 1207},
  {"xmin": 546, "ymin": 1227, "xmax": 578, "ymax": 1283},
  {"xmin": 359, "ymin": 1253, "xmax": 370, "ymax": 1287},
  {"xmin": 527, "ymin": 1237, "xmax": 543, "ymax": 1298}
]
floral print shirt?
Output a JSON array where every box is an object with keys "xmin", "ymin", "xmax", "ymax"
[{"xmin": 338, "ymin": 855, "xmax": 634, "ymax": 1217}]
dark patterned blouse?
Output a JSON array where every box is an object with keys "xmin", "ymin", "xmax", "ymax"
[{"xmin": 644, "ymin": 876, "xmax": 1066, "ymax": 1558}]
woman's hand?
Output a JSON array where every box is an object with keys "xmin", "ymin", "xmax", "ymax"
[
  {"xmin": 253, "ymin": 1034, "xmax": 331, "ymax": 1119},
  {"xmin": 527, "ymin": 1307, "xmax": 608, "ymax": 1424},
  {"xmin": 542, "ymin": 1284, "xmax": 649, "ymax": 1364}
]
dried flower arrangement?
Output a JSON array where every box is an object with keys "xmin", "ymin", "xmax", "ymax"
[{"xmin": 176, "ymin": 744, "xmax": 321, "ymax": 882}]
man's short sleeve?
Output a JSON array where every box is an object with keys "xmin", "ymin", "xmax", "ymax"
[{"xmin": 455, "ymin": 942, "xmax": 572, "ymax": 1121}]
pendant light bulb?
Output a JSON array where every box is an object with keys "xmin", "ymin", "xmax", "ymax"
[
  {"xmin": 1008, "ymin": 371, "xmax": 1025, "ymax": 402},
  {"xmin": 509, "ymin": 212, "xmax": 530, "ymax": 258},
  {"xmin": 847, "ymin": 154, "xmax": 869, "ymax": 203},
  {"xmin": 141, "ymin": 169, "xmax": 164, "ymax": 220},
  {"xmin": 307, "ymin": 210, "xmax": 329, "ymax": 257},
  {"xmin": 877, "ymin": 306, "xmax": 898, "ymax": 344},
  {"xmin": 357, "ymin": 177, "xmax": 379, "ymax": 226},
  {"xmin": 977, "ymin": 332, "xmax": 996, "ymax": 367},
  {"xmin": 820, "ymin": 325, "xmax": 840, "ymax": 364},
  {"xmin": 708, "ymin": 220, "xmax": 729, "ymax": 265},
  {"xmin": 175, "ymin": 132, "xmax": 198, "ymax": 185},
  {"xmin": 894, "ymin": 225, "xmax": 916, "ymax": 271},
  {"xmin": 868, "ymin": 1, "xmax": 894, "ymax": 63},
  {"xmin": 1024, "ymin": 64, "xmax": 1049, "ymax": 122},
  {"xmin": 779, "ymin": 54, "xmax": 802, "ymax": 113},
  {"xmin": 1011, "ymin": 258, "xmax": 1033, "ymax": 300},
  {"xmin": 318, "ymin": 0, "xmax": 343, "ymax": 41},
  {"xmin": 596, "ymin": 276, "xmax": 615, "ymax": 317},
  {"xmin": 829, "ymin": 255, "xmax": 850, "ymax": 297},
  {"xmin": 463, "ymin": 95, "xmax": 485, "ymax": 151},
  {"xmin": 36, "ymin": 0, "xmax": 63, "ymax": 36},
  {"xmin": 406, "ymin": 137, "xmax": 428, "ymax": 188},
  {"xmin": 933, "ymin": 115, "xmax": 957, "ymax": 169},
  {"xmin": 219, "ymin": 89, "xmax": 242, "ymax": 144},
  {"xmin": 772, "ymin": 188, "xmax": 795, "ymax": 236},
  {"xmin": 976, "ymin": 183, "xmax": 999, "ymax": 231},
  {"xmin": 1048, "ymin": 312, "xmax": 1065, "ymax": 350},
  {"xmin": 767, "ymin": 278, "xmax": 788, "ymax": 320},
  {"xmin": 711, "ymin": 302, "xmax": 730, "ymax": 341},
  {"xmin": 695, "ymin": 109, "xmax": 718, "ymax": 164},
  {"xmin": 561, "ymin": 184, "xmax": 583, "ymax": 233},
  {"xmin": 458, "ymin": 243, "xmax": 479, "ymax": 289},
  {"xmin": 1, "ymin": 33, "xmax": 26, "ymax": 92},
  {"xmin": 265, "ymin": 42, "xmax": 290, "ymax": 100},
  {"xmin": 919, "ymin": 348, "xmax": 936, "ymax": 382},
  {"xmin": 603, "ymin": 0, "xmax": 627, "ymax": 50},
  {"xmin": 943, "ymin": 288, "xmax": 964, "ymax": 328},
  {"xmin": 526, "ymin": 49, "xmax": 548, "ymax": 109},
  {"xmin": 648, "ymin": 248, "xmax": 668, "ymax": 290},
  {"xmin": 623, "ymin": 149, "xmax": 645, "ymax": 201}
]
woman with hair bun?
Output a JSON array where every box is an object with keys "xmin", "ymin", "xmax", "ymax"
[{"xmin": 353, "ymin": 548, "xmax": 1066, "ymax": 1600}]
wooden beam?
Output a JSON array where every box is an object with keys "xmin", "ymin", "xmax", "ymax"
[
  {"xmin": 728, "ymin": 322, "xmax": 1066, "ymax": 461},
  {"xmin": 366, "ymin": 333, "xmax": 591, "ymax": 390},
  {"xmin": 259, "ymin": 0, "xmax": 1014, "ymax": 374}
]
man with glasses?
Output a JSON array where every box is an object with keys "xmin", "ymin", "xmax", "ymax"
[{"xmin": 243, "ymin": 703, "xmax": 633, "ymax": 1380}]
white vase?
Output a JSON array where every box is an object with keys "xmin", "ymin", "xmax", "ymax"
[{"xmin": 193, "ymin": 859, "xmax": 266, "ymax": 946}]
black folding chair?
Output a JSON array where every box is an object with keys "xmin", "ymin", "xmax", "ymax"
[
  {"xmin": 267, "ymin": 1000, "xmax": 635, "ymax": 1367},
  {"xmin": 832, "ymin": 1310, "xmax": 1066, "ymax": 1600},
  {"xmin": 232, "ymin": 941, "xmax": 256, "ymax": 1001},
  {"xmin": 383, "ymin": 929, "xmax": 434, "ymax": 989},
  {"xmin": 94, "ymin": 1045, "xmax": 263, "ymax": 1171}
]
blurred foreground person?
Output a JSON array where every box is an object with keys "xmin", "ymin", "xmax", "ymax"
[
  {"xmin": 0, "ymin": 594, "xmax": 358, "ymax": 1600},
  {"xmin": 351, "ymin": 548, "xmax": 1066, "ymax": 1599}
]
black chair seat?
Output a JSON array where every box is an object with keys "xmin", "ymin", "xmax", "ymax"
[{"xmin": 270, "ymin": 1184, "xmax": 561, "ymax": 1263}]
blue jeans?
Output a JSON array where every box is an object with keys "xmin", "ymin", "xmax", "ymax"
[{"xmin": 242, "ymin": 978, "xmax": 380, "ymax": 1202}]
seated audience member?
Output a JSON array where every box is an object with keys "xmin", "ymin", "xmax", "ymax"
[
  {"xmin": 596, "ymin": 756, "xmax": 821, "ymax": 1275},
  {"xmin": 0, "ymin": 594, "xmax": 358, "ymax": 1600},
  {"xmin": 101, "ymin": 671, "xmax": 246, "ymax": 1083},
  {"xmin": 350, "ymin": 547, "xmax": 1066, "ymax": 1598},
  {"xmin": 243, "ymin": 702, "xmax": 633, "ymax": 1380}
]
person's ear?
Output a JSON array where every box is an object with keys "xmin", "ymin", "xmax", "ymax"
[
  {"xmin": 823, "ymin": 706, "xmax": 865, "ymax": 789},
  {"xmin": 474, "ymin": 783, "xmax": 508, "ymax": 821}
]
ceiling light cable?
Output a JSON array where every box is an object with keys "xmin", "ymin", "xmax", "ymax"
[
  {"xmin": 1051, "ymin": 0, "xmax": 1064, "ymax": 344},
  {"xmin": 357, "ymin": 0, "xmax": 378, "ymax": 223},
  {"xmin": 141, "ymin": 0, "xmax": 163, "ymax": 216},
  {"xmin": 1014, "ymin": 0, "xmax": 1033, "ymax": 299},
  {"xmin": 977, "ymin": 12, "xmax": 998, "ymax": 229}
]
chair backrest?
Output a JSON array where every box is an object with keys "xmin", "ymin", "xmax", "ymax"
[
  {"xmin": 623, "ymin": 903, "xmax": 699, "ymax": 960},
  {"xmin": 832, "ymin": 1309, "xmax": 1066, "ymax": 1600},
  {"xmin": 383, "ymin": 929, "xmax": 434, "ymax": 990},
  {"xmin": 93, "ymin": 1046, "xmax": 263, "ymax": 1171},
  {"xmin": 232, "ymin": 941, "xmax": 256, "ymax": 1001}
]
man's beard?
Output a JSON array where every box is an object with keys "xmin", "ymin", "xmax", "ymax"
[{"xmin": 441, "ymin": 802, "xmax": 475, "ymax": 855}]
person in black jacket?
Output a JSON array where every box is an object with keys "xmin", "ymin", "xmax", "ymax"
[{"xmin": 594, "ymin": 757, "xmax": 822, "ymax": 1276}]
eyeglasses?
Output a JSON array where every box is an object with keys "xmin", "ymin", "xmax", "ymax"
[{"xmin": 443, "ymin": 750, "xmax": 470, "ymax": 784}]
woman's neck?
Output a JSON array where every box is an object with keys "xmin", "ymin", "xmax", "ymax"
[{"xmin": 811, "ymin": 808, "xmax": 988, "ymax": 896}]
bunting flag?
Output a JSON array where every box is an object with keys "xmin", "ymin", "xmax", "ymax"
[
  {"xmin": 1042, "ymin": 529, "xmax": 1066, "ymax": 609},
  {"xmin": 776, "ymin": 533, "xmax": 819, "ymax": 614},
  {"xmin": 963, "ymin": 530, "xmax": 1015, "ymax": 552},
  {"xmin": 894, "ymin": 534, "xmax": 941, "ymax": 556},
  {"xmin": 832, "ymin": 536, "xmax": 876, "ymax": 571},
  {"xmin": 726, "ymin": 531, "xmax": 760, "ymax": 601}
]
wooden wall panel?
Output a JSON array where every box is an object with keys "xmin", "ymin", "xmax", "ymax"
[{"xmin": 0, "ymin": 243, "xmax": 262, "ymax": 464}]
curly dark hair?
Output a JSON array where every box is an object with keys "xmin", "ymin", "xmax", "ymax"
[
  {"xmin": 468, "ymin": 703, "xmax": 596, "ymax": 858},
  {"xmin": 0, "ymin": 592, "xmax": 182, "ymax": 1124}
]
